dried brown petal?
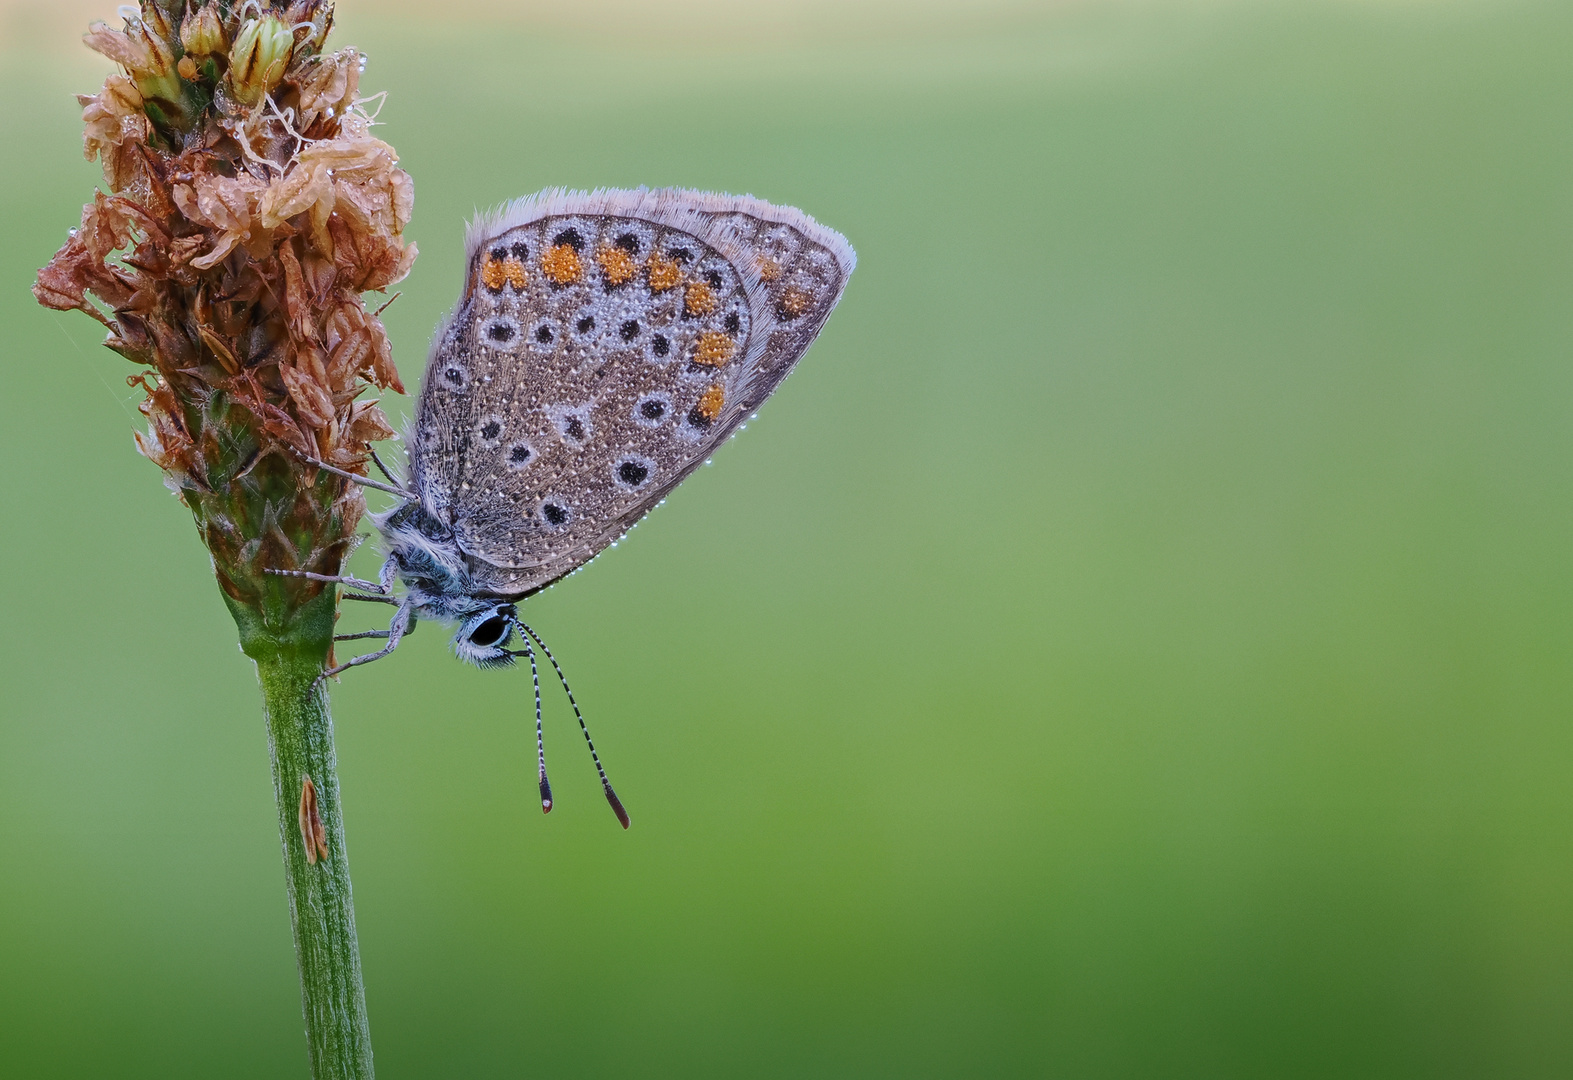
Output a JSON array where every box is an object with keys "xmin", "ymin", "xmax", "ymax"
[
  {"xmin": 174, "ymin": 169, "xmax": 268, "ymax": 269},
  {"xmin": 277, "ymin": 241, "xmax": 319, "ymax": 345},
  {"xmin": 257, "ymin": 156, "xmax": 335, "ymax": 235},
  {"xmin": 280, "ymin": 356, "xmax": 335, "ymax": 428},
  {"xmin": 299, "ymin": 775, "xmax": 328, "ymax": 865},
  {"xmin": 346, "ymin": 401, "xmax": 396, "ymax": 446},
  {"xmin": 83, "ymin": 21, "xmax": 155, "ymax": 73},
  {"xmin": 293, "ymin": 49, "xmax": 360, "ymax": 132},
  {"xmin": 80, "ymin": 75, "xmax": 147, "ymax": 175}
]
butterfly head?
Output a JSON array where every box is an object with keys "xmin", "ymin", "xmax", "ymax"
[{"xmin": 453, "ymin": 603, "xmax": 519, "ymax": 669}]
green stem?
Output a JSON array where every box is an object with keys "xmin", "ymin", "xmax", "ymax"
[{"xmin": 233, "ymin": 589, "xmax": 374, "ymax": 1080}]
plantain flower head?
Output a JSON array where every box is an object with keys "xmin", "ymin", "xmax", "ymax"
[{"xmin": 36, "ymin": 0, "xmax": 414, "ymax": 620}]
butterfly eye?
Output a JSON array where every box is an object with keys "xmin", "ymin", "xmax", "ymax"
[{"xmin": 469, "ymin": 615, "xmax": 510, "ymax": 649}]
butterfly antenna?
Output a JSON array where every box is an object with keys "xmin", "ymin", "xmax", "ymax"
[
  {"xmin": 516, "ymin": 633, "xmax": 552, "ymax": 813},
  {"xmin": 518, "ymin": 622, "xmax": 630, "ymax": 829}
]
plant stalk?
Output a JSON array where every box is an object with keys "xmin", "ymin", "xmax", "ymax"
[
  {"xmin": 234, "ymin": 589, "xmax": 374, "ymax": 1080},
  {"xmin": 38, "ymin": 5, "xmax": 409, "ymax": 1075}
]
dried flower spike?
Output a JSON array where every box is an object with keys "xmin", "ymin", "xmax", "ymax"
[{"xmin": 35, "ymin": 4, "xmax": 410, "ymax": 1076}]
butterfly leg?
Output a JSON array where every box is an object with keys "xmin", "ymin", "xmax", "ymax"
[
  {"xmin": 335, "ymin": 604, "xmax": 418, "ymax": 640},
  {"xmin": 313, "ymin": 599, "xmax": 414, "ymax": 691},
  {"xmin": 369, "ymin": 449, "xmax": 405, "ymax": 489},
  {"xmin": 265, "ymin": 567, "xmax": 390, "ymax": 595},
  {"xmin": 333, "ymin": 556, "xmax": 404, "ymax": 607},
  {"xmin": 281, "ymin": 445, "xmax": 415, "ymax": 499}
]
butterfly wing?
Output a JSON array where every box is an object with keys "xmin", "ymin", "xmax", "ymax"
[{"xmin": 409, "ymin": 188, "xmax": 855, "ymax": 597}]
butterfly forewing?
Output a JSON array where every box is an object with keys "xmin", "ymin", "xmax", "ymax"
[{"xmin": 411, "ymin": 189, "xmax": 854, "ymax": 596}]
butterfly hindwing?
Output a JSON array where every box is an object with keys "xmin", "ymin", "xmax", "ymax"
[{"xmin": 410, "ymin": 188, "xmax": 855, "ymax": 596}]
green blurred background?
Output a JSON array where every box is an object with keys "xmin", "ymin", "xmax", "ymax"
[{"xmin": 3, "ymin": 0, "xmax": 1572, "ymax": 1075}]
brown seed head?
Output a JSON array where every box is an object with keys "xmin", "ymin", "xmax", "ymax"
[{"xmin": 36, "ymin": 2, "xmax": 415, "ymax": 618}]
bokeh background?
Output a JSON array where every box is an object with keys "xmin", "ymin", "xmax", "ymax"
[{"xmin": 3, "ymin": 0, "xmax": 1572, "ymax": 1076}]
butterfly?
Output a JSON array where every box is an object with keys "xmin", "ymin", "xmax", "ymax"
[{"xmin": 282, "ymin": 188, "xmax": 855, "ymax": 824}]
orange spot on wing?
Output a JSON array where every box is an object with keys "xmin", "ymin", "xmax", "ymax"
[
  {"xmin": 693, "ymin": 331, "xmax": 736, "ymax": 366},
  {"xmin": 597, "ymin": 245, "xmax": 638, "ymax": 285},
  {"xmin": 777, "ymin": 285, "xmax": 812, "ymax": 319},
  {"xmin": 757, "ymin": 255, "xmax": 782, "ymax": 282},
  {"xmin": 540, "ymin": 243, "xmax": 582, "ymax": 285},
  {"xmin": 480, "ymin": 256, "xmax": 506, "ymax": 292},
  {"xmin": 684, "ymin": 280, "xmax": 718, "ymax": 317},
  {"xmin": 503, "ymin": 257, "xmax": 528, "ymax": 289},
  {"xmin": 696, "ymin": 383, "xmax": 726, "ymax": 422},
  {"xmin": 647, "ymin": 251, "xmax": 682, "ymax": 292}
]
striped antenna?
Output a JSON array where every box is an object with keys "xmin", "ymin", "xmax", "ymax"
[
  {"xmin": 515, "ymin": 633, "xmax": 552, "ymax": 813},
  {"xmin": 517, "ymin": 621, "xmax": 630, "ymax": 829}
]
